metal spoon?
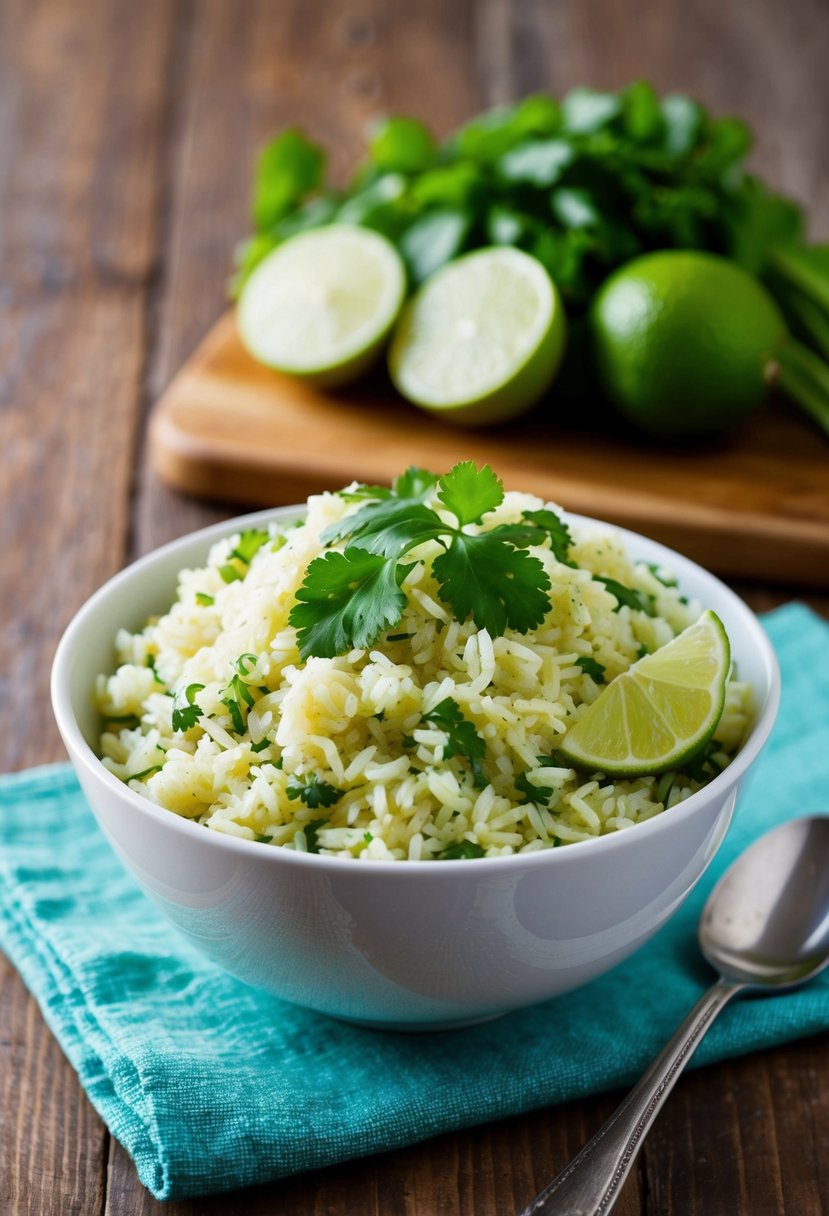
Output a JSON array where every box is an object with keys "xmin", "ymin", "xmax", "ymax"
[{"xmin": 520, "ymin": 815, "xmax": 829, "ymax": 1216}]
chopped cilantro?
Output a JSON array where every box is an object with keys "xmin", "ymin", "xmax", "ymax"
[
  {"xmin": 250, "ymin": 738, "xmax": 271, "ymax": 753},
  {"xmin": 421, "ymin": 697, "xmax": 488, "ymax": 788},
  {"xmin": 636, "ymin": 643, "xmax": 650, "ymax": 660},
  {"xmin": 144, "ymin": 654, "xmax": 165, "ymax": 685},
  {"xmin": 302, "ymin": 818, "xmax": 327, "ymax": 852},
  {"xmin": 515, "ymin": 769, "xmax": 556, "ymax": 803},
  {"xmin": 231, "ymin": 528, "xmax": 270, "ymax": 564},
  {"xmin": 104, "ymin": 713, "xmax": 142, "ymax": 728},
  {"xmin": 439, "ymin": 841, "xmax": 485, "ymax": 859},
  {"xmin": 595, "ymin": 576, "xmax": 655, "ymax": 616},
  {"xmin": 195, "ymin": 592, "xmax": 215, "ymax": 606},
  {"xmin": 221, "ymin": 673, "xmax": 255, "ymax": 733},
  {"xmin": 681, "ymin": 741, "xmax": 727, "ymax": 784},
  {"xmin": 171, "ymin": 683, "xmax": 205, "ymax": 732},
  {"xmin": 129, "ymin": 764, "xmax": 163, "ymax": 781},
  {"xmin": 287, "ymin": 773, "xmax": 344, "ymax": 809},
  {"xmin": 235, "ymin": 653, "xmax": 258, "ymax": 676},
  {"xmin": 576, "ymin": 656, "xmax": 606, "ymax": 683},
  {"xmin": 254, "ymin": 833, "xmax": 272, "ymax": 844},
  {"xmin": 363, "ymin": 831, "xmax": 373, "ymax": 844},
  {"xmin": 646, "ymin": 562, "xmax": 678, "ymax": 588},
  {"xmin": 387, "ymin": 632, "xmax": 414, "ymax": 642}
]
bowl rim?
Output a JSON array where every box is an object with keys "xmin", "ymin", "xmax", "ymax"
[{"xmin": 51, "ymin": 502, "xmax": 781, "ymax": 876}]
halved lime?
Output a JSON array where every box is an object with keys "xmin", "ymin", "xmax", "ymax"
[
  {"xmin": 558, "ymin": 610, "xmax": 731, "ymax": 776},
  {"xmin": 388, "ymin": 246, "xmax": 566, "ymax": 426},
  {"xmin": 237, "ymin": 224, "xmax": 406, "ymax": 388}
]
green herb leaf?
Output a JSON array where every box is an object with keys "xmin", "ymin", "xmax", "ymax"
[
  {"xmin": 393, "ymin": 466, "xmax": 439, "ymax": 499},
  {"xmin": 231, "ymin": 529, "xmax": 270, "ymax": 565},
  {"xmin": 439, "ymin": 841, "xmax": 486, "ymax": 859},
  {"xmin": 369, "ymin": 115, "xmax": 437, "ymax": 174},
  {"xmin": 287, "ymin": 775, "xmax": 344, "ymax": 809},
  {"xmin": 235, "ymin": 653, "xmax": 259, "ymax": 677},
  {"xmin": 219, "ymin": 564, "xmax": 244, "ymax": 585},
  {"xmin": 594, "ymin": 576, "xmax": 655, "ymax": 616},
  {"xmin": 421, "ymin": 697, "xmax": 488, "ymax": 788},
  {"xmin": 521, "ymin": 508, "xmax": 573, "ymax": 564},
  {"xmin": 302, "ymin": 818, "xmax": 327, "ymax": 852},
  {"xmin": 171, "ymin": 683, "xmax": 205, "ymax": 732},
  {"xmin": 129, "ymin": 764, "xmax": 163, "ymax": 782},
  {"xmin": 436, "ymin": 460, "xmax": 503, "ymax": 525},
  {"xmin": 400, "ymin": 208, "xmax": 471, "ymax": 284},
  {"xmin": 433, "ymin": 532, "xmax": 551, "ymax": 636},
  {"xmin": 250, "ymin": 738, "xmax": 271, "ymax": 753},
  {"xmin": 195, "ymin": 592, "xmax": 215, "ymax": 606},
  {"xmin": 253, "ymin": 129, "xmax": 325, "ymax": 230},
  {"xmin": 575, "ymin": 656, "xmax": 606, "ymax": 683},
  {"xmin": 289, "ymin": 549, "xmax": 408, "ymax": 659},
  {"xmin": 514, "ymin": 769, "xmax": 556, "ymax": 804}
]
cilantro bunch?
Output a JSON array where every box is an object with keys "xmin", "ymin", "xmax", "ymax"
[
  {"xmin": 233, "ymin": 83, "xmax": 803, "ymax": 311},
  {"xmin": 288, "ymin": 462, "xmax": 573, "ymax": 659}
]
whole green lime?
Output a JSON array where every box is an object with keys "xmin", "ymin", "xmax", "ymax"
[{"xmin": 591, "ymin": 251, "xmax": 788, "ymax": 439}]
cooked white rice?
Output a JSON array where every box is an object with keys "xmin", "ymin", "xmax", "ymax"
[{"xmin": 96, "ymin": 486, "xmax": 751, "ymax": 860}]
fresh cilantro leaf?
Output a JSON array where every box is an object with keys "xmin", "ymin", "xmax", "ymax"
[
  {"xmin": 253, "ymin": 129, "xmax": 325, "ymax": 230},
  {"xmin": 595, "ymin": 576, "xmax": 655, "ymax": 616},
  {"xmin": 369, "ymin": 115, "xmax": 437, "ymax": 174},
  {"xmin": 254, "ymin": 833, "xmax": 272, "ymax": 844},
  {"xmin": 387, "ymin": 632, "xmax": 413, "ymax": 642},
  {"xmin": 144, "ymin": 654, "xmax": 165, "ymax": 685},
  {"xmin": 287, "ymin": 775, "xmax": 344, "ymax": 809},
  {"xmin": 289, "ymin": 549, "xmax": 408, "ymax": 659},
  {"xmin": 195, "ymin": 592, "xmax": 215, "ymax": 606},
  {"xmin": 433, "ymin": 532, "xmax": 551, "ymax": 636},
  {"xmin": 393, "ymin": 467, "xmax": 439, "ymax": 499},
  {"xmin": 576, "ymin": 656, "xmax": 606, "ymax": 683},
  {"xmin": 436, "ymin": 461, "xmax": 503, "ymax": 525},
  {"xmin": 302, "ymin": 818, "xmax": 327, "ymax": 852},
  {"xmin": 250, "ymin": 738, "xmax": 271, "ymax": 753},
  {"xmin": 328, "ymin": 500, "xmax": 444, "ymax": 558},
  {"xmin": 401, "ymin": 208, "xmax": 472, "ymax": 283},
  {"xmin": 231, "ymin": 529, "xmax": 269, "ymax": 565},
  {"xmin": 439, "ymin": 841, "xmax": 485, "ymax": 859},
  {"xmin": 171, "ymin": 683, "xmax": 205, "ymax": 732},
  {"xmin": 337, "ymin": 484, "xmax": 393, "ymax": 502},
  {"xmin": 421, "ymin": 697, "xmax": 488, "ymax": 788},
  {"xmin": 515, "ymin": 770, "xmax": 556, "ymax": 804},
  {"xmin": 521, "ymin": 509, "xmax": 573, "ymax": 564}
]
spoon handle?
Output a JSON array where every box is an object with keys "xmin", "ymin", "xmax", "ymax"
[{"xmin": 519, "ymin": 977, "xmax": 745, "ymax": 1216}]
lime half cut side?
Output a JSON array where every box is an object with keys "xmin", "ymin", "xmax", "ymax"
[
  {"xmin": 237, "ymin": 224, "xmax": 407, "ymax": 388},
  {"xmin": 388, "ymin": 246, "xmax": 566, "ymax": 426},
  {"xmin": 559, "ymin": 610, "xmax": 731, "ymax": 777}
]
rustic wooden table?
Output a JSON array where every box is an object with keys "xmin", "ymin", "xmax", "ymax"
[{"xmin": 2, "ymin": 1, "xmax": 829, "ymax": 1212}]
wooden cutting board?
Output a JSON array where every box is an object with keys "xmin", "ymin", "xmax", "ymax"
[{"xmin": 150, "ymin": 311, "xmax": 829, "ymax": 588}]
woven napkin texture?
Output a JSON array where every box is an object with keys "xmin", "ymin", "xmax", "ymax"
[{"xmin": 1, "ymin": 602, "xmax": 827, "ymax": 1200}]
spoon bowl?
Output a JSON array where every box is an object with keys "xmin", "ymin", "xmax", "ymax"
[
  {"xmin": 522, "ymin": 815, "xmax": 829, "ymax": 1216},
  {"xmin": 700, "ymin": 816, "xmax": 829, "ymax": 988}
]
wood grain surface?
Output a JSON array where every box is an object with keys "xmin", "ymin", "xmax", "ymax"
[
  {"xmin": 1, "ymin": 1, "xmax": 828, "ymax": 1213},
  {"xmin": 149, "ymin": 311, "xmax": 829, "ymax": 587}
]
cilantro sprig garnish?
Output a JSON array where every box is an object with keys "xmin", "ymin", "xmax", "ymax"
[{"xmin": 291, "ymin": 462, "xmax": 572, "ymax": 659}]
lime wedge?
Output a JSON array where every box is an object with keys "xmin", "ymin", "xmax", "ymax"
[
  {"xmin": 558, "ymin": 610, "xmax": 731, "ymax": 776},
  {"xmin": 237, "ymin": 225, "xmax": 406, "ymax": 388},
  {"xmin": 388, "ymin": 246, "xmax": 566, "ymax": 426}
]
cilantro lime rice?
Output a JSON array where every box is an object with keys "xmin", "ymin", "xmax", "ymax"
[{"xmin": 97, "ymin": 468, "xmax": 751, "ymax": 859}]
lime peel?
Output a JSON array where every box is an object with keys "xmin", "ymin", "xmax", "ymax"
[{"xmin": 558, "ymin": 609, "xmax": 731, "ymax": 776}]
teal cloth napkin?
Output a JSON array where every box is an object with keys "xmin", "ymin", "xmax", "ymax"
[{"xmin": 1, "ymin": 603, "xmax": 828, "ymax": 1201}]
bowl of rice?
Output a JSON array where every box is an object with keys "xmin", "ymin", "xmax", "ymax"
[{"xmin": 52, "ymin": 468, "xmax": 779, "ymax": 1029}]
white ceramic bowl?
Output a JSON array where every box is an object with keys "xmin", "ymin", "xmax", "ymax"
[{"xmin": 52, "ymin": 507, "xmax": 780, "ymax": 1029}]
